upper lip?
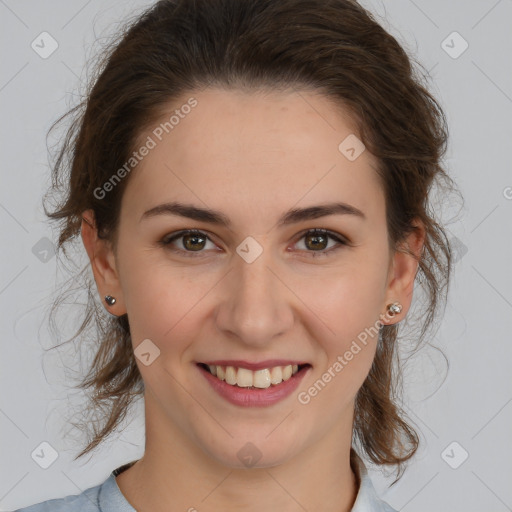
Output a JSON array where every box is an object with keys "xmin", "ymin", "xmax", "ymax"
[{"xmin": 199, "ymin": 360, "xmax": 310, "ymax": 371}]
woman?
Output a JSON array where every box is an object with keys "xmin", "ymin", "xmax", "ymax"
[{"xmin": 15, "ymin": 0, "xmax": 455, "ymax": 510}]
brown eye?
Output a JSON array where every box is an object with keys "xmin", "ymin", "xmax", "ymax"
[
  {"xmin": 304, "ymin": 231, "xmax": 329, "ymax": 251},
  {"xmin": 294, "ymin": 228, "xmax": 348, "ymax": 257},
  {"xmin": 161, "ymin": 228, "xmax": 348, "ymax": 259},
  {"xmin": 161, "ymin": 229, "xmax": 215, "ymax": 257},
  {"xmin": 182, "ymin": 232, "xmax": 207, "ymax": 251}
]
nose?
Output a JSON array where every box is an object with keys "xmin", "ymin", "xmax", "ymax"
[{"xmin": 214, "ymin": 245, "xmax": 295, "ymax": 348}]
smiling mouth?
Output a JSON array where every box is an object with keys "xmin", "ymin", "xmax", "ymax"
[{"xmin": 197, "ymin": 363, "xmax": 311, "ymax": 389}]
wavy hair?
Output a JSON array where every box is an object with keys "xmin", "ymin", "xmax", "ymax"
[{"xmin": 43, "ymin": 0, "xmax": 458, "ymax": 482}]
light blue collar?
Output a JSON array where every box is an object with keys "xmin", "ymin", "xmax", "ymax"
[{"xmin": 100, "ymin": 451, "xmax": 397, "ymax": 512}]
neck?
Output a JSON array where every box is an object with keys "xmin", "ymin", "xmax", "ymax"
[{"xmin": 116, "ymin": 394, "xmax": 359, "ymax": 512}]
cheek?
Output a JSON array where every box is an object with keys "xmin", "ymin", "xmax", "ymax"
[
  {"xmin": 289, "ymin": 253, "xmax": 386, "ymax": 399},
  {"xmin": 120, "ymin": 232, "xmax": 388, "ymax": 350},
  {"xmin": 298, "ymin": 271, "xmax": 382, "ymax": 411},
  {"xmin": 119, "ymin": 250, "xmax": 218, "ymax": 350},
  {"xmin": 293, "ymin": 255, "xmax": 387, "ymax": 343}
]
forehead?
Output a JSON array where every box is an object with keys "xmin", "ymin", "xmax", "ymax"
[{"xmin": 121, "ymin": 87, "xmax": 384, "ymax": 229}]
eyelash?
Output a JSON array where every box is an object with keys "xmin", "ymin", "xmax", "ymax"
[{"xmin": 159, "ymin": 228, "xmax": 349, "ymax": 259}]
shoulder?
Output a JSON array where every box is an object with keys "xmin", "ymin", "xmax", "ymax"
[
  {"xmin": 350, "ymin": 449, "xmax": 399, "ymax": 512},
  {"xmin": 13, "ymin": 462, "xmax": 138, "ymax": 512},
  {"xmin": 13, "ymin": 475, "xmax": 106, "ymax": 512}
]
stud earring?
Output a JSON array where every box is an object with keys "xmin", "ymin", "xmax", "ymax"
[
  {"xmin": 386, "ymin": 302, "xmax": 402, "ymax": 316},
  {"xmin": 104, "ymin": 295, "xmax": 117, "ymax": 306}
]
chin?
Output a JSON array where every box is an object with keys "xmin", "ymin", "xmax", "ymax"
[{"xmin": 200, "ymin": 431, "xmax": 302, "ymax": 470}]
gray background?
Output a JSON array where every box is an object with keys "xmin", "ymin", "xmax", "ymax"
[{"xmin": 1, "ymin": 0, "xmax": 511, "ymax": 510}]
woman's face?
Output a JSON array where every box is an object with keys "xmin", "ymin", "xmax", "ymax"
[{"xmin": 86, "ymin": 87, "xmax": 416, "ymax": 469}]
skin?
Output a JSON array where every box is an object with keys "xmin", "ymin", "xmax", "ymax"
[{"xmin": 81, "ymin": 87, "xmax": 424, "ymax": 512}]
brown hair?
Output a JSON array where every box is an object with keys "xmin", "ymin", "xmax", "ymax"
[{"xmin": 44, "ymin": 0, "xmax": 458, "ymax": 482}]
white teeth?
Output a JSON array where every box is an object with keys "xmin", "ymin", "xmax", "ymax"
[
  {"xmin": 282, "ymin": 365, "xmax": 293, "ymax": 381},
  {"xmin": 237, "ymin": 367, "xmax": 254, "ymax": 387},
  {"xmin": 205, "ymin": 364, "xmax": 301, "ymax": 388},
  {"xmin": 225, "ymin": 366, "xmax": 237, "ymax": 385},
  {"xmin": 270, "ymin": 366, "xmax": 282, "ymax": 385},
  {"xmin": 253, "ymin": 369, "xmax": 271, "ymax": 388}
]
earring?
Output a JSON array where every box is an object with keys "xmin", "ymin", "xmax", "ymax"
[
  {"xmin": 387, "ymin": 302, "xmax": 402, "ymax": 316},
  {"xmin": 104, "ymin": 295, "xmax": 117, "ymax": 306}
]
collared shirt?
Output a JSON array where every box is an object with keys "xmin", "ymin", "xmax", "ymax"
[{"xmin": 13, "ymin": 449, "xmax": 397, "ymax": 511}]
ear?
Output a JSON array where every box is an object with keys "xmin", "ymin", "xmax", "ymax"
[
  {"xmin": 380, "ymin": 219, "xmax": 425, "ymax": 326},
  {"xmin": 81, "ymin": 209, "xmax": 126, "ymax": 316}
]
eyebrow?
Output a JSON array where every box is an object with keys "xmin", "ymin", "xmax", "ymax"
[{"xmin": 140, "ymin": 200, "xmax": 366, "ymax": 227}]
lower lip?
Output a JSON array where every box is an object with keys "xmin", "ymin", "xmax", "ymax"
[{"xmin": 197, "ymin": 364, "xmax": 310, "ymax": 407}]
